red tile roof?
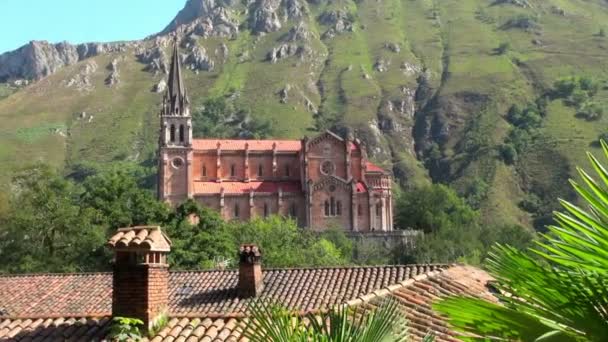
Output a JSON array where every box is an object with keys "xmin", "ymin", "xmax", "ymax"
[
  {"xmin": 107, "ymin": 226, "xmax": 172, "ymax": 252},
  {"xmin": 0, "ymin": 265, "xmax": 444, "ymax": 319},
  {"xmin": 0, "ymin": 265, "xmax": 494, "ymax": 341},
  {"xmin": 366, "ymin": 161, "xmax": 386, "ymax": 173},
  {"xmin": 194, "ymin": 181, "xmax": 302, "ymax": 195},
  {"xmin": 192, "ymin": 139, "xmax": 301, "ymax": 151}
]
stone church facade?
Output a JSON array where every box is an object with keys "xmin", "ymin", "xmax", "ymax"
[{"xmin": 158, "ymin": 43, "xmax": 393, "ymax": 232}]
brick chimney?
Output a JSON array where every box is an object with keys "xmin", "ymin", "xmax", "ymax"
[
  {"xmin": 238, "ymin": 244, "xmax": 264, "ymax": 298},
  {"xmin": 106, "ymin": 226, "xmax": 172, "ymax": 329}
]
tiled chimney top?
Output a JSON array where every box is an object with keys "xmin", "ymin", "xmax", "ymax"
[
  {"xmin": 107, "ymin": 226, "xmax": 172, "ymax": 252},
  {"xmin": 239, "ymin": 244, "xmax": 262, "ymax": 264},
  {"xmin": 238, "ymin": 244, "xmax": 263, "ymax": 298}
]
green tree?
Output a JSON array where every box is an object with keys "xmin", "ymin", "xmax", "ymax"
[
  {"xmin": 0, "ymin": 164, "xmax": 106, "ymax": 273},
  {"xmin": 80, "ymin": 168, "xmax": 169, "ymax": 230},
  {"xmin": 435, "ymin": 141, "xmax": 608, "ymax": 340},
  {"xmin": 165, "ymin": 200, "xmax": 235, "ymax": 269},
  {"xmin": 395, "ymin": 184, "xmax": 477, "ymax": 233},
  {"xmin": 233, "ymin": 216, "xmax": 350, "ymax": 267}
]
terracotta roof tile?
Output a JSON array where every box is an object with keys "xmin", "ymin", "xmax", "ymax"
[
  {"xmin": 0, "ymin": 265, "xmax": 494, "ymax": 341},
  {"xmin": 107, "ymin": 226, "xmax": 172, "ymax": 252},
  {"xmin": 193, "ymin": 181, "xmax": 302, "ymax": 195},
  {"xmin": 192, "ymin": 139, "xmax": 301, "ymax": 152}
]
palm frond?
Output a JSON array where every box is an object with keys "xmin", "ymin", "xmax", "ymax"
[{"xmin": 243, "ymin": 298, "xmax": 406, "ymax": 342}]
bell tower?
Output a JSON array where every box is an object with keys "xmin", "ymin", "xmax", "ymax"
[{"xmin": 158, "ymin": 39, "xmax": 193, "ymax": 204}]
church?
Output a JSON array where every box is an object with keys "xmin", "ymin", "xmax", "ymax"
[{"xmin": 158, "ymin": 43, "xmax": 394, "ymax": 232}]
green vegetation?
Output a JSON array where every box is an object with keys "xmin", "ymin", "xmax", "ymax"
[
  {"xmin": 0, "ymin": 163, "xmax": 353, "ymax": 273},
  {"xmin": 243, "ymin": 299, "xmax": 407, "ymax": 342},
  {"xmin": 395, "ymin": 184, "xmax": 534, "ymax": 264},
  {"xmin": 108, "ymin": 317, "xmax": 144, "ymax": 342},
  {"xmin": 192, "ymin": 96, "xmax": 273, "ymax": 139},
  {"xmin": 435, "ymin": 142, "xmax": 608, "ymax": 340}
]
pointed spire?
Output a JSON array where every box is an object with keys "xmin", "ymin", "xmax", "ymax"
[{"xmin": 165, "ymin": 37, "xmax": 190, "ymax": 116}]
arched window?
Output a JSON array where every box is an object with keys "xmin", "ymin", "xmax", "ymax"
[
  {"xmin": 179, "ymin": 125, "xmax": 185, "ymax": 142},
  {"xmin": 263, "ymin": 203, "xmax": 269, "ymax": 218},
  {"xmin": 170, "ymin": 125, "xmax": 176, "ymax": 142},
  {"xmin": 285, "ymin": 165, "xmax": 290, "ymax": 177},
  {"xmin": 202, "ymin": 165, "xmax": 207, "ymax": 177},
  {"xmin": 330, "ymin": 197, "xmax": 336, "ymax": 216},
  {"xmin": 324, "ymin": 200, "xmax": 330, "ymax": 216},
  {"xmin": 376, "ymin": 203, "xmax": 381, "ymax": 216},
  {"xmin": 231, "ymin": 164, "xmax": 236, "ymax": 177},
  {"xmin": 234, "ymin": 203, "xmax": 240, "ymax": 218},
  {"xmin": 357, "ymin": 204, "xmax": 362, "ymax": 216},
  {"xmin": 336, "ymin": 201, "xmax": 342, "ymax": 216},
  {"xmin": 258, "ymin": 164, "xmax": 263, "ymax": 177}
]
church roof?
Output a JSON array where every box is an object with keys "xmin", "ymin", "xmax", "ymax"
[
  {"xmin": 0, "ymin": 265, "xmax": 493, "ymax": 341},
  {"xmin": 366, "ymin": 161, "xmax": 387, "ymax": 173},
  {"xmin": 194, "ymin": 181, "xmax": 302, "ymax": 195},
  {"xmin": 192, "ymin": 139, "xmax": 301, "ymax": 152}
]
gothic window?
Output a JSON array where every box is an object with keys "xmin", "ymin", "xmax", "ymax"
[
  {"xmin": 330, "ymin": 197, "xmax": 336, "ymax": 216},
  {"xmin": 231, "ymin": 164, "xmax": 236, "ymax": 177},
  {"xmin": 179, "ymin": 125, "xmax": 185, "ymax": 142},
  {"xmin": 376, "ymin": 203, "xmax": 382, "ymax": 216},
  {"xmin": 324, "ymin": 200, "xmax": 330, "ymax": 216},
  {"xmin": 170, "ymin": 125, "xmax": 176, "ymax": 142},
  {"xmin": 202, "ymin": 165, "xmax": 207, "ymax": 177},
  {"xmin": 234, "ymin": 203, "xmax": 240, "ymax": 218},
  {"xmin": 336, "ymin": 201, "xmax": 342, "ymax": 216},
  {"xmin": 258, "ymin": 164, "xmax": 263, "ymax": 177},
  {"xmin": 357, "ymin": 204, "xmax": 362, "ymax": 216},
  {"xmin": 285, "ymin": 165, "xmax": 290, "ymax": 177},
  {"xmin": 263, "ymin": 203, "xmax": 269, "ymax": 218}
]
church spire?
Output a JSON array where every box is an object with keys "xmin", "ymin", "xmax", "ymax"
[{"xmin": 164, "ymin": 38, "xmax": 190, "ymax": 117}]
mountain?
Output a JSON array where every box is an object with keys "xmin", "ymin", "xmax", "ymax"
[{"xmin": 1, "ymin": 0, "xmax": 607, "ymax": 229}]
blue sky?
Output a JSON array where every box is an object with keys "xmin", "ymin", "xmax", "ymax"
[{"xmin": 0, "ymin": 0, "xmax": 185, "ymax": 54}]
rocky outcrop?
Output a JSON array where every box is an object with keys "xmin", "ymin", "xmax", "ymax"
[
  {"xmin": 215, "ymin": 43, "xmax": 229, "ymax": 63},
  {"xmin": 105, "ymin": 58, "xmax": 120, "ymax": 87},
  {"xmin": 185, "ymin": 45, "xmax": 215, "ymax": 71},
  {"xmin": 153, "ymin": 79, "xmax": 167, "ymax": 93},
  {"xmin": 62, "ymin": 60, "xmax": 98, "ymax": 92},
  {"xmin": 137, "ymin": 47, "xmax": 169, "ymax": 74},
  {"xmin": 0, "ymin": 40, "xmax": 127, "ymax": 81},
  {"xmin": 267, "ymin": 22, "xmax": 313, "ymax": 63},
  {"xmin": 249, "ymin": 0, "xmax": 283, "ymax": 34},
  {"xmin": 319, "ymin": 9, "xmax": 353, "ymax": 39}
]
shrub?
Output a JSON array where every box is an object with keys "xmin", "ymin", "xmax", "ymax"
[
  {"xmin": 108, "ymin": 317, "xmax": 143, "ymax": 342},
  {"xmin": 495, "ymin": 42, "xmax": 511, "ymax": 54},
  {"xmin": 576, "ymin": 102, "xmax": 604, "ymax": 121},
  {"xmin": 499, "ymin": 144, "xmax": 518, "ymax": 164}
]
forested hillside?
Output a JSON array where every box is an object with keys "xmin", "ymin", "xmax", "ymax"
[{"xmin": 1, "ymin": 0, "xmax": 608, "ymax": 229}]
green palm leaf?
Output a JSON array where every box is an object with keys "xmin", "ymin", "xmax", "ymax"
[{"xmin": 435, "ymin": 140, "xmax": 608, "ymax": 341}]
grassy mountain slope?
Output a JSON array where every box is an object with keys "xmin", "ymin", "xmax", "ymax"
[{"xmin": 1, "ymin": 0, "xmax": 607, "ymax": 228}]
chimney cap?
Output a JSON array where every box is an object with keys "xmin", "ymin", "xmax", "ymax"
[
  {"xmin": 107, "ymin": 226, "xmax": 172, "ymax": 252},
  {"xmin": 239, "ymin": 244, "xmax": 262, "ymax": 264}
]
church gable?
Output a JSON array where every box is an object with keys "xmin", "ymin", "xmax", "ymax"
[{"xmin": 306, "ymin": 131, "xmax": 345, "ymax": 156}]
